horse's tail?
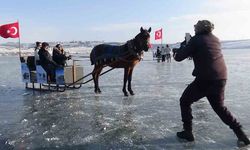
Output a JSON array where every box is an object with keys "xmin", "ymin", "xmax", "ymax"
[{"xmin": 90, "ymin": 46, "xmax": 96, "ymax": 65}]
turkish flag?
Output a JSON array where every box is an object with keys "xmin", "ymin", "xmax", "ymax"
[
  {"xmin": 0, "ymin": 22, "xmax": 20, "ymax": 38},
  {"xmin": 155, "ymin": 28, "xmax": 162, "ymax": 40}
]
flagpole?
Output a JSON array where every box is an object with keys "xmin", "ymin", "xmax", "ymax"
[
  {"xmin": 161, "ymin": 28, "xmax": 163, "ymax": 48},
  {"xmin": 17, "ymin": 20, "xmax": 21, "ymax": 58},
  {"xmin": 18, "ymin": 36, "xmax": 21, "ymax": 58}
]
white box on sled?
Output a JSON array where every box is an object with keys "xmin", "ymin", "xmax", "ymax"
[{"xmin": 64, "ymin": 66, "xmax": 84, "ymax": 84}]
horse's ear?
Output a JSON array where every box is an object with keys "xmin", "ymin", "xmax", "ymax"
[
  {"xmin": 148, "ymin": 27, "xmax": 152, "ymax": 33},
  {"xmin": 140, "ymin": 27, "xmax": 144, "ymax": 32}
]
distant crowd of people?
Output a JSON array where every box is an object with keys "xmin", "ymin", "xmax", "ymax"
[
  {"xmin": 155, "ymin": 44, "xmax": 172, "ymax": 63},
  {"xmin": 34, "ymin": 42, "xmax": 71, "ymax": 82}
]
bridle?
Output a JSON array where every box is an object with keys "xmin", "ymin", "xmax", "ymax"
[{"xmin": 126, "ymin": 39, "xmax": 144, "ymax": 61}]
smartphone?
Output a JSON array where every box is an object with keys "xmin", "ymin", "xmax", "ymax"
[{"xmin": 185, "ymin": 33, "xmax": 192, "ymax": 44}]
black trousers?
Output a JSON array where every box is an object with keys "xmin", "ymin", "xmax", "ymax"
[
  {"xmin": 42, "ymin": 64, "xmax": 56, "ymax": 82},
  {"xmin": 180, "ymin": 79, "xmax": 241, "ymax": 131},
  {"xmin": 162, "ymin": 55, "xmax": 166, "ymax": 62}
]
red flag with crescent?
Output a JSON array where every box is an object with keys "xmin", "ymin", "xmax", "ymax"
[
  {"xmin": 0, "ymin": 22, "xmax": 20, "ymax": 38},
  {"xmin": 155, "ymin": 28, "xmax": 162, "ymax": 40}
]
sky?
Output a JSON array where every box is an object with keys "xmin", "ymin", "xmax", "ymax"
[{"xmin": 1, "ymin": 0, "xmax": 250, "ymax": 44}]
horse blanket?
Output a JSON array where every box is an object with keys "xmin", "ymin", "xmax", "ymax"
[{"xmin": 90, "ymin": 44, "xmax": 128, "ymax": 65}]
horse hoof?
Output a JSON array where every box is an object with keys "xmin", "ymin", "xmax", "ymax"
[
  {"xmin": 128, "ymin": 90, "xmax": 134, "ymax": 95},
  {"xmin": 95, "ymin": 90, "xmax": 101, "ymax": 94},
  {"xmin": 123, "ymin": 91, "xmax": 129, "ymax": 96},
  {"xmin": 97, "ymin": 88, "xmax": 102, "ymax": 93}
]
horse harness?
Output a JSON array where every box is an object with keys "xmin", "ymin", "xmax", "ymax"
[{"xmin": 124, "ymin": 39, "xmax": 144, "ymax": 61}]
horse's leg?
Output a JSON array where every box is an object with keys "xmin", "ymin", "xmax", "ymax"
[
  {"xmin": 128, "ymin": 67, "xmax": 135, "ymax": 95},
  {"xmin": 92, "ymin": 65, "xmax": 99, "ymax": 93},
  {"xmin": 96, "ymin": 66, "xmax": 103, "ymax": 93},
  {"xmin": 123, "ymin": 68, "xmax": 129, "ymax": 96}
]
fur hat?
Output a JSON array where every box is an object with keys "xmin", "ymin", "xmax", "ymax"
[
  {"xmin": 194, "ymin": 20, "xmax": 214, "ymax": 34},
  {"xmin": 42, "ymin": 42, "xmax": 49, "ymax": 48}
]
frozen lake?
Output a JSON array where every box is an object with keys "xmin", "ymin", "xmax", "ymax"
[{"xmin": 0, "ymin": 49, "xmax": 250, "ymax": 149}]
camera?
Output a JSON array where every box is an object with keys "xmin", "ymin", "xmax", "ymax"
[{"xmin": 185, "ymin": 33, "xmax": 191, "ymax": 44}]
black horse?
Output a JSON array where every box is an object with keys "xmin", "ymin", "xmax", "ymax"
[{"xmin": 90, "ymin": 27, "xmax": 151, "ymax": 96}]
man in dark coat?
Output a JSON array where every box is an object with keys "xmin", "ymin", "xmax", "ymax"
[
  {"xmin": 38, "ymin": 42, "xmax": 62, "ymax": 82},
  {"xmin": 156, "ymin": 46, "xmax": 161, "ymax": 62},
  {"xmin": 173, "ymin": 20, "xmax": 250, "ymax": 145}
]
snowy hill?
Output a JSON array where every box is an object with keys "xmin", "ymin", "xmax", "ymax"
[
  {"xmin": 221, "ymin": 39, "xmax": 250, "ymax": 49},
  {"xmin": 0, "ymin": 41, "xmax": 101, "ymax": 56},
  {"xmin": 153, "ymin": 39, "xmax": 250, "ymax": 50},
  {"xmin": 1, "ymin": 39, "xmax": 250, "ymax": 56}
]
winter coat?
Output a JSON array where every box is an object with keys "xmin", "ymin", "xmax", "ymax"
[
  {"xmin": 52, "ymin": 47, "xmax": 67, "ymax": 66},
  {"xmin": 38, "ymin": 48, "xmax": 60, "ymax": 71},
  {"xmin": 174, "ymin": 33, "xmax": 227, "ymax": 80}
]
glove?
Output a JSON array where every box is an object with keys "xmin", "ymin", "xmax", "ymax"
[{"xmin": 180, "ymin": 40, "xmax": 186, "ymax": 47}]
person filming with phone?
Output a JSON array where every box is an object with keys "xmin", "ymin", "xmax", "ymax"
[{"xmin": 173, "ymin": 20, "xmax": 250, "ymax": 145}]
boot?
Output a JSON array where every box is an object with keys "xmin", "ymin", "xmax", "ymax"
[
  {"xmin": 177, "ymin": 121, "xmax": 194, "ymax": 141},
  {"xmin": 233, "ymin": 127, "xmax": 250, "ymax": 145},
  {"xmin": 177, "ymin": 130, "xmax": 194, "ymax": 141}
]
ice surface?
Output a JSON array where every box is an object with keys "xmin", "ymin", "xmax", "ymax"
[{"xmin": 0, "ymin": 49, "xmax": 250, "ymax": 149}]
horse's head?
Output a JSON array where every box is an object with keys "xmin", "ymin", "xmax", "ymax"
[{"xmin": 134, "ymin": 27, "xmax": 151, "ymax": 52}]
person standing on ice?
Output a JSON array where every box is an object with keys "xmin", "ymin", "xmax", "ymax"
[
  {"xmin": 156, "ymin": 46, "xmax": 161, "ymax": 62},
  {"xmin": 165, "ymin": 44, "xmax": 171, "ymax": 62},
  {"xmin": 161, "ymin": 46, "xmax": 167, "ymax": 62},
  {"xmin": 173, "ymin": 20, "xmax": 250, "ymax": 145}
]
